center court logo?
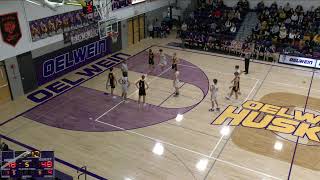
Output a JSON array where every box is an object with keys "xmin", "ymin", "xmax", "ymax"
[{"xmin": 212, "ymin": 101, "xmax": 320, "ymax": 143}]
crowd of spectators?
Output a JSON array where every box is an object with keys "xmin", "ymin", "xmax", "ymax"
[
  {"xmin": 179, "ymin": 0, "xmax": 250, "ymax": 54},
  {"xmin": 148, "ymin": 18, "xmax": 172, "ymax": 39},
  {"xmin": 251, "ymin": 1, "xmax": 320, "ymax": 59}
]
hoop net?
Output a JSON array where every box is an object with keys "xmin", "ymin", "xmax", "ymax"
[{"xmin": 108, "ymin": 31, "xmax": 119, "ymax": 43}]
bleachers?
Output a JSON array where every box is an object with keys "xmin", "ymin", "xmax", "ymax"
[
  {"xmin": 179, "ymin": 0, "xmax": 250, "ymax": 56},
  {"xmin": 250, "ymin": 2, "xmax": 320, "ymax": 59}
]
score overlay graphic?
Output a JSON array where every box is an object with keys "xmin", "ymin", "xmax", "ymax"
[{"xmin": 1, "ymin": 151, "xmax": 54, "ymax": 179}]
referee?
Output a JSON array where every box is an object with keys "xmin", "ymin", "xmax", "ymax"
[{"xmin": 244, "ymin": 47, "xmax": 251, "ymax": 74}]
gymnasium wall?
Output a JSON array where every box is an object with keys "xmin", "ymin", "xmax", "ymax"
[
  {"xmin": 0, "ymin": 0, "xmax": 174, "ymax": 61},
  {"xmin": 223, "ymin": 0, "xmax": 320, "ymax": 10}
]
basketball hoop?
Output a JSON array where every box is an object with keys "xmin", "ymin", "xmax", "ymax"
[{"xmin": 107, "ymin": 31, "xmax": 119, "ymax": 43}]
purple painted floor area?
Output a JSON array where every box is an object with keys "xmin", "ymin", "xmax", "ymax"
[
  {"xmin": 117, "ymin": 51, "xmax": 209, "ymax": 94},
  {"xmin": 23, "ymin": 86, "xmax": 195, "ymax": 132},
  {"xmin": 23, "ymin": 50, "xmax": 209, "ymax": 132}
]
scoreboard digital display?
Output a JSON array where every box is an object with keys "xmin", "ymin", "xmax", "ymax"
[{"xmin": 1, "ymin": 151, "xmax": 54, "ymax": 179}]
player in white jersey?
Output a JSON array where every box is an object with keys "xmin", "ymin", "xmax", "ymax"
[
  {"xmin": 209, "ymin": 79, "xmax": 220, "ymax": 112},
  {"xmin": 121, "ymin": 61, "xmax": 128, "ymax": 74},
  {"xmin": 118, "ymin": 72, "xmax": 130, "ymax": 101},
  {"xmin": 158, "ymin": 49, "xmax": 167, "ymax": 71},
  {"xmin": 173, "ymin": 70, "xmax": 180, "ymax": 97},
  {"xmin": 234, "ymin": 65, "xmax": 243, "ymax": 95}
]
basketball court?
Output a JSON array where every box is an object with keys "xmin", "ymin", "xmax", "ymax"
[{"xmin": 1, "ymin": 32, "xmax": 320, "ymax": 180}]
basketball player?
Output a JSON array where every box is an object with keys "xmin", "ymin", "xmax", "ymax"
[
  {"xmin": 209, "ymin": 79, "xmax": 220, "ymax": 112},
  {"xmin": 118, "ymin": 71, "xmax": 130, "ymax": 101},
  {"xmin": 159, "ymin": 49, "xmax": 167, "ymax": 71},
  {"xmin": 172, "ymin": 52, "xmax": 179, "ymax": 71},
  {"xmin": 234, "ymin": 65, "xmax": 244, "ymax": 95},
  {"xmin": 121, "ymin": 60, "xmax": 128, "ymax": 74},
  {"xmin": 106, "ymin": 67, "xmax": 117, "ymax": 97},
  {"xmin": 148, "ymin": 49, "xmax": 155, "ymax": 73},
  {"xmin": 226, "ymin": 72, "xmax": 240, "ymax": 100},
  {"xmin": 136, "ymin": 75, "xmax": 149, "ymax": 106},
  {"xmin": 173, "ymin": 70, "xmax": 180, "ymax": 97}
]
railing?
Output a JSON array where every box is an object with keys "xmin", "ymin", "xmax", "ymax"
[{"xmin": 77, "ymin": 166, "xmax": 87, "ymax": 180}]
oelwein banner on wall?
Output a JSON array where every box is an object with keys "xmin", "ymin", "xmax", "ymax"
[
  {"xmin": 278, "ymin": 54, "xmax": 320, "ymax": 69},
  {"xmin": 34, "ymin": 37, "xmax": 112, "ymax": 86}
]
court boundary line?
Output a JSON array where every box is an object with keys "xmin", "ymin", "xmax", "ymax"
[
  {"xmin": 179, "ymin": 59, "xmax": 320, "ymax": 93},
  {"xmin": 287, "ymin": 70, "xmax": 315, "ymax": 180},
  {"xmin": 94, "ymin": 117, "xmax": 281, "ymax": 180},
  {"xmin": 94, "ymin": 66, "xmax": 172, "ymax": 122},
  {"xmin": 1, "ymin": 43, "xmax": 313, "ymax": 180},
  {"xmin": 207, "ymin": 78, "xmax": 259, "ymax": 159},
  {"xmin": 158, "ymin": 82, "xmax": 186, "ymax": 106},
  {"xmin": 205, "ymin": 64, "xmax": 273, "ymax": 179},
  {"xmin": 0, "ymin": 47, "xmax": 152, "ymax": 127},
  {"xmin": 157, "ymin": 44, "xmax": 319, "ymax": 73},
  {"xmin": 0, "ymin": 47, "xmax": 155, "ymax": 180}
]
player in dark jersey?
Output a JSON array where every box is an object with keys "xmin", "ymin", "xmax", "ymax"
[
  {"xmin": 226, "ymin": 72, "xmax": 240, "ymax": 100},
  {"xmin": 106, "ymin": 67, "xmax": 117, "ymax": 97},
  {"xmin": 135, "ymin": 75, "xmax": 149, "ymax": 107},
  {"xmin": 172, "ymin": 52, "xmax": 179, "ymax": 71},
  {"xmin": 148, "ymin": 49, "xmax": 155, "ymax": 73}
]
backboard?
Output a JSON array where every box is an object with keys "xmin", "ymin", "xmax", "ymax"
[{"xmin": 98, "ymin": 17, "xmax": 119, "ymax": 40}]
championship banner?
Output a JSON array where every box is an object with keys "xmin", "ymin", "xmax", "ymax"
[
  {"xmin": 29, "ymin": 8, "xmax": 100, "ymax": 42},
  {"xmin": 34, "ymin": 37, "xmax": 112, "ymax": 86},
  {"xmin": 0, "ymin": 12, "xmax": 22, "ymax": 47},
  {"xmin": 279, "ymin": 54, "xmax": 318, "ymax": 68},
  {"xmin": 63, "ymin": 23, "xmax": 99, "ymax": 44}
]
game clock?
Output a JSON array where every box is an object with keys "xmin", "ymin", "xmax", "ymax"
[{"xmin": 1, "ymin": 151, "xmax": 54, "ymax": 179}]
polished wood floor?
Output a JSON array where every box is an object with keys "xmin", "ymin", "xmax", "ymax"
[{"xmin": 1, "ymin": 35, "xmax": 320, "ymax": 180}]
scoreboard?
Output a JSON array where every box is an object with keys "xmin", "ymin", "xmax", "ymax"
[{"xmin": 1, "ymin": 151, "xmax": 54, "ymax": 179}]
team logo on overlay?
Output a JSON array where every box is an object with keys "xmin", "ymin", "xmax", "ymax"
[
  {"xmin": 0, "ymin": 12, "xmax": 22, "ymax": 47},
  {"xmin": 212, "ymin": 101, "xmax": 320, "ymax": 144}
]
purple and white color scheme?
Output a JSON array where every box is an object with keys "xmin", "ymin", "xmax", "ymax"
[
  {"xmin": 34, "ymin": 38, "xmax": 112, "ymax": 86},
  {"xmin": 24, "ymin": 51, "xmax": 209, "ymax": 132}
]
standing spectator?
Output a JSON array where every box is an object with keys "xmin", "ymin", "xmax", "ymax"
[
  {"xmin": 154, "ymin": 19, "xmax": 161, "ymax": 38},
  {"xmin": 148, "ymin": 22, "xmax": 154, "ymax": 39}
]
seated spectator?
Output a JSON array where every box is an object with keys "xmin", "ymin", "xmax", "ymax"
[
  {"xmin": 230, "ymin": 23, "xmax": 237, "ymax": 33},
  {"xmin": 288, "ymin": 30, "xmax": 296, "ymax": 44},
  {"xmin": 298, "ymin": 13, "xmax": 304, "ymax": 24},
  {"xmin": 243, "ymin": 0, "xmax": 249, "ymax": 11},
  {"xmin": 213, "ymin": 8, "xmax": 222, "ymax": 19},
  {"xmin": 284, "ymin": 2, "xmax": 291, "ymax": 13},
  {"xmin": 279, "ymin": 25, "xmax": 287, "ymax": 41},
  {"xmin": 235, "ymin": 10, "xmax": 241, "ymax": 21},
  {"xmin": 279, "ymin": 8, "xmax": 287, "ymax": 21},
  {"xmin": 261, "ymin": 20, "xmax": 268, "ymax": 31},
  {"xmin": 253, "ymin": 23, "xmax": 261, "ymax": 33},
  {"xmin": 256, "ymin": 1, "xmax": 264, "ymax": 12},
  {"xmin": 291, "ymin": 12, "xmax": 298, "ymax": 22},
  {"xmin": 210, "ymin": 22, "xmax": 217, "ymax": 31},
  {"xmin": 225, "ymin": 19, "xmax": 232, "ymax": 29},
  {"xmin": 271, "ymin": 23, "xmax": 280, "ymax": 35},
  {"xmin": 237, "ymin": 0, "xmax": 243, "ymax": 7}
]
